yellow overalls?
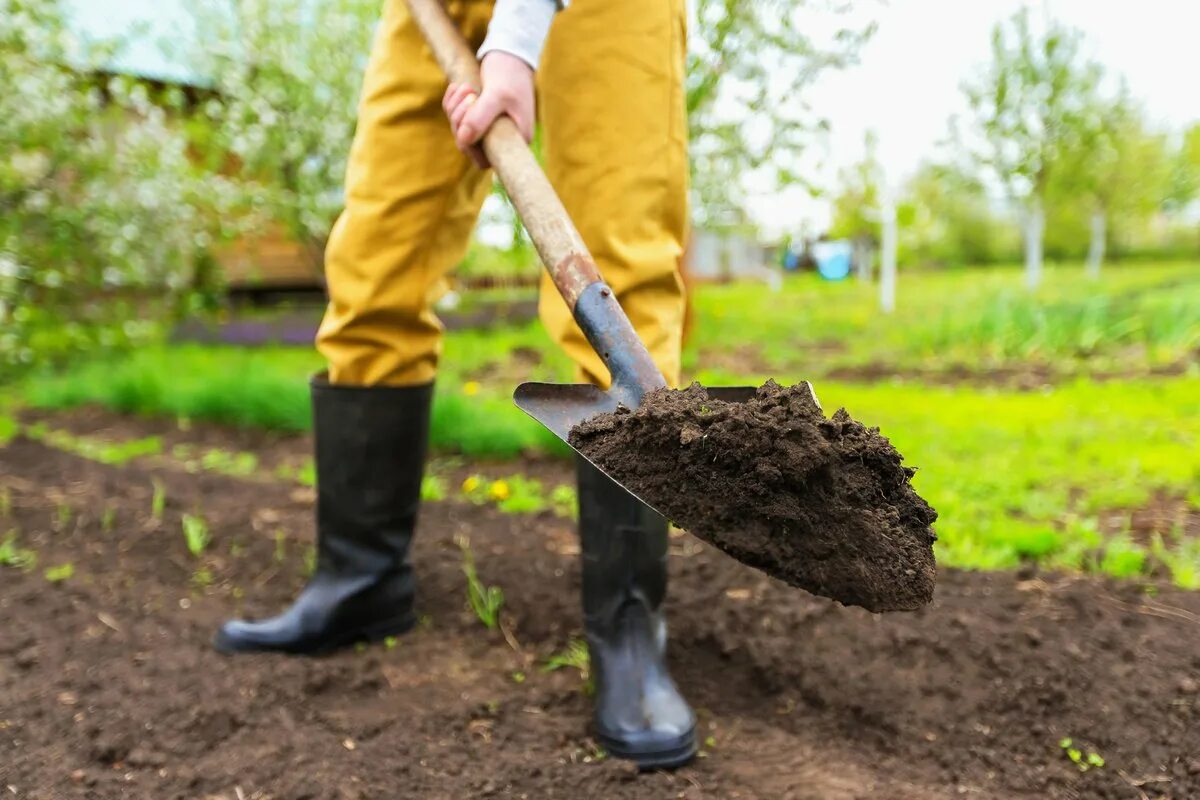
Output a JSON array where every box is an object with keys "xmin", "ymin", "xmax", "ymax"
[{"xmin": 316, "ymin": 0, "xmax": 689, "ymax": 389}]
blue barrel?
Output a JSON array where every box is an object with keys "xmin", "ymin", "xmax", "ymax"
[{"xmin": 812, "ymin": 240, "xmax": 852, "ymax": 281}]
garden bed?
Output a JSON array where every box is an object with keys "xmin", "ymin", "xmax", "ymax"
[{"xmin": 2, "ymin": 419, "xmax": 1198, "ymax": 799}]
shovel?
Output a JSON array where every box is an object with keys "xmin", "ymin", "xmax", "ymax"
[
  {"xmin": 404, "ymin": 0, "xmax": 940, "ymax": 616},
  {"xmin": 406, "ymin": 0, "xmax": 770, "ymax": 488}
]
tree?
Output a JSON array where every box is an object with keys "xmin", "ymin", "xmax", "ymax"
[
  {"xmin": 958, "ymin": 8, "xmax": 1100, "ymax": 288},
  {"xmin": 185, "ymin": 0, "xmax": 380, "ymax": 271},
  {"xmin": 687, "ymin": 0, "xmax": 874, "ymax": 231},
  {"xmin": 1166, "ymin": 123, "xmax": 1200, "ymax": 212},
  {"xmin": 0, "ymin": 0, "xmax": 224, "ymax": 374},
  {"xmin": 898, "ymin": 162, "xmax": 1017, "ymax": 268},
  {"xmin": 828, "ymin": 135, "xmax": 882, "ymax": 281},
  {"xmin": 1051, "ymin": 89, "xmax": 1169, "ymax": 275}
]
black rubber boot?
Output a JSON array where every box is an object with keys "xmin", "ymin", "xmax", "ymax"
[
  {"xmin": 577, "ymin": 458, "xmax": 697, "ymax": 769},
  {"xmin": 214, "ymin": 375, "xmax": 432, "ymax": 655}
]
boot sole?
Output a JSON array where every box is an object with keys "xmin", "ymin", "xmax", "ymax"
[
  {"xmin": 595, "ymin": 728, "xmax": 697, "ymax": 770},
  {"xmin": 214, "ymin": 609, "xmax": 417, "ymax": 656}
]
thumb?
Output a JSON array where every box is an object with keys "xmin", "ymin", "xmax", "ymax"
[{"xmin": 457, "ymin": 90, "xmax": 504, "ymax": 149}]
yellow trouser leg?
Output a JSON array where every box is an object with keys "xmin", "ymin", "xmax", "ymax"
[
  {"xmin": 538, "ymin": 0, "xmax": 690, "ymax": 389},
  {"xmin": 318, "ymin": 0, "xmax": 495, "ymax": 386}
]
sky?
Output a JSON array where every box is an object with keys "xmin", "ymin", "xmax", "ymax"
[
  {"xmin": 68, "ymin": 0, "xmax": 1200, "ymax": 238},
  {"xmin": 749, "ymin": 0, "xmax": 1200, "ymax": 236}
]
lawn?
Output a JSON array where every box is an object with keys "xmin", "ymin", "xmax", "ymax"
[{"xmin": 13, "ymin": 261, "xmax": 1200, "ymax": 584}]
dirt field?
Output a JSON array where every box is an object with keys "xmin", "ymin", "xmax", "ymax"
[{"xmin": 2, "ymin": 415, "xmax": 1199, "ymax": 799}]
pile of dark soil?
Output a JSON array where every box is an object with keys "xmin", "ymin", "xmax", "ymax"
[{"xmin": 569, "ymin": 381, "xmax": 938, "ymax": 612}]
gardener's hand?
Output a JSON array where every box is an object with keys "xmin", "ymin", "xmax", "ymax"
[{"xmin": 443, "ymin": 51, "xmax": 535, "ymax": 169}]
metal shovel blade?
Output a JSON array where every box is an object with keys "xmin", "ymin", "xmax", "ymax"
[
  {"xmin": 514, "ymin": 381, "xmax": 819, "ymax": 512},
  {"xmin": 513, "ymin": 382, "xmax": 761, "ymax": 447}
]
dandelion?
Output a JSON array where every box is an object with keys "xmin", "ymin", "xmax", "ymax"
[
  {"xmin": 488, "ymin": 480, "xmax": 511, "ymax": 501},
  {"xmin": 462, "ymin": 475, "xmax": 481, "ymax": 494},
  {"xmin": 463, "ymin": 381, "xmax": 481, "ymax": 397}
]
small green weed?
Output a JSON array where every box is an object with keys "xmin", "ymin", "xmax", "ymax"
[
  {"xmin": 542, "ymin": 638, "xmax": 591, "ymax": 692},
  {"xmin": 461, "ymin": 473, "xmax": 562, "ymax": 515},
  {"xmin": 1058, "ymin": 738, "xmax": 1105, "ymax": 771},
  {"xmin": 302, "ymin": 545, "xmax": 317, "ymax": 577},
  {"xmin": 55, "ymin": 504, "xmax": 72, "ymax": 529},
  {"xmin": 0, "ymin": 487, "xmax": 11, "ymax": 517},
  {"xmin": 191, "ymin": 567, "xmax": 214, "ymax": 589},
  {"xmin": 24, "ymin": 425, "xmax": 162, "ymax": 466},
  {"xmin": 100, "ymin": 505, "xmax": 116, "ymax": 533},
  {"xmin": 151, "ymin": 479, "xmax": 166, "ymax": 522},
  {"xmin": 181, "ymin": 514, "xmax": 210, "ymax": 558},
  {"xmin": 457, "ymin": 535, "xmax": 504, "ymax": 630},
  {"xmin": 274, "ymin": 530, "xmax": 287, "ymax": 563},
  {"xmin": 0, "ymin": 414, "xmax": 15, "ymax": 446},
  {"xmin": 550, "ymin": 484, "xmax": 577, "ymax": 518},
  {"xmin": 0, "ymin": 531, "xmax": 37, "ymax": 570},
  {"xmin": 44, "ymin": 562, "xmax": 74, "ymax": 582},
  {"xmin": 420, "ymin": 475, "xmax": 447, "ymax": 502}
]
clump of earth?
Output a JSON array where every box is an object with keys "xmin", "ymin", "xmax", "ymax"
[{"xmin": 569, "ymin": 380, "xmax": 938, "ymax": 612}]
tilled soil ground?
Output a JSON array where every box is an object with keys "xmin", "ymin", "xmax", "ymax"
[{"xmin": 2, "ymin": 416, "xmax": 1199, "ymax": 799}]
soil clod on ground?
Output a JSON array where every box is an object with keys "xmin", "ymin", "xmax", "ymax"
[{"xmin": 569, "ymin": 380, "xmax": 938, "ymax": 612}]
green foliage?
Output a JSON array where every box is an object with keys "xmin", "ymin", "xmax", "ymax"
[
  {"xmin": 23, "ymin": 424, "xmax": 162, "ymax": 466},
  {"xmin": 686, "ymin": 263, "xmax": 1200, "ymax": 373},
  {"xmin": 22, "ymin": 345, "xmax": 315, "ymax": 432},
  {"xmin": 1150, "ymin": 528, "xmax": 1200, "ymax": 590},
  {"xmin": 420, "ymin": 475, "xmax": 447, "ymax": 502},
  {"xmin": 0, "ymin": 414, "xmax": 15, "ymax": 446},
  {"xmin": 151, "ymin": 479, "xmax": 166, "ymax": 522},
  {"xmin": 100, "ymin": 505, "xmax": 116, "ymax": 533},
  {"xmin": 460, "ymin": 473, "xmax": 575, "ymax": 517},
  {"xmin": 184, "ymin": 0, "xmax": 379, "ymax": 251},
  {"xmin": 1046, "ymin": 89, "xmax": 1172, "ymax": 263},
  {"xmin": 182, "ymin": 513, "xmax": 210, "ymax": 557},
  {"xmin": 686, "ymin": 0, "xmax": 873, "ymax": 229},
  {"xmin": 899, "ymin": 162, "xmax": 1020, "ymax": 267},
  {"xmin": 541, "ymin": 639, "xmax": 592, "ymax": 694},
  {"xmin": 0, "ymin": 0, "xmax": 232, "ymax": 376},
  {"xmin": 171, "ymin": 444, "xmax": 259, "ymax": 477},
  {"xmin": 828, "ymin": 134, "xmax": 883, "ymax": 244},
  {"xmin": 959, "ymin": 9, "xmax": 1100, "ymax": 205},
  {"xmin": 1058, "ymin": 738, "xmax": 1105, "ymax": 772},
  {"xmin": 541, "ymin": 639, "xmax": 590, "ymax": 677},
  {"xmin": 43, "ymin": 562, "xmax": 74, "ymax": 583},
  {"xmin": 457, "ymin": 535, "xmax": 504, "ymax": 631},
  {"xmin": 761, "ymin": 378, "xmax": 1200, "ymax": 581},
  {"xmin": 0, "ymin": 531, "xmax": 37, "ymax": 570}
]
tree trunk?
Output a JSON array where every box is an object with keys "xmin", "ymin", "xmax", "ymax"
[
  {"xmin": 879, "ymin": 196, "xmax": 897, "ymax": 314},
  {"xmin": 854, "ymin": 238, "xmax": 873, "ymax": 282},
  {"xmin": 1023, "ymin": 199, "xmax": 1044, "ymax": 290},
  {"xmin": 1086, "ymin": 210, "xmax": 1106, "ymax": 278}
]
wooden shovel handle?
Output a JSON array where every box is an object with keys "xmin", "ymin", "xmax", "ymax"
[
  {"xmin": 405, "ymin": 0, "xmax": 600, "ymax": 309},
  {"xmin": 405, "ymin": 0, "xmax": 668, "ymax": 400}
]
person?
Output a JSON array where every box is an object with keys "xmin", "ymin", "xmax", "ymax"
[{"xmin": 215, "ymin": 0, "xmax": 694, "ymax": 769}]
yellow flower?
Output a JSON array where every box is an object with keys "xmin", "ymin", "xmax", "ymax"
[
  {"xmin": 462, "ymin": 381, "xmax": 481, "ymax": 396},
  {"xmin": 462, "ymin": 475, "xmax": 481, "ymax": 494},
  {"xmin": 488, "ymin": 480, "xmax": 510, "ymax": 501}
]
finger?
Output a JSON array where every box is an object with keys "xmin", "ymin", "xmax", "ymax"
[
  {"xmin": 449, "ymin": 92, "xmax": 476, "ymax": 133},
  {"xmin": 457, "ymin": 90, "xmax": 505, "ymax": 149},
  {"xmin": 442, "ymin": 83, "xmax": 474, "ymax": 116}
]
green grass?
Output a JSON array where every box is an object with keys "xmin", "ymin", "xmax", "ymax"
[
  {"xmin": 686, "ymin": 261, "xmax": 1200, "ymax": 374},
  {"xmin": 11, "ymin": 261, "xmax": 1200, "ymax": 585},
  {"xmin": 777, "ymin": 377, "xmax": 1200, "ymax": 583}
]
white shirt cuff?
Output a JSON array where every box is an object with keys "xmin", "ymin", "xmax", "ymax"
[{"xmin": 477, "ymin": 0, "xmax": 559, "ymax": 70}]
